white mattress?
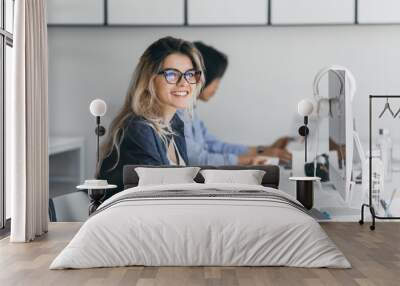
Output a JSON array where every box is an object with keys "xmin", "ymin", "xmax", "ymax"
[{"xmin": 50, "ymin": 183, "xmax": 350, "ymax": 269}]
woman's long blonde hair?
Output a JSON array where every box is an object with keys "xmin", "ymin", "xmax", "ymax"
[{"xmin": 97, "ymin": 37, "xmax": 205, "ymax": 175}]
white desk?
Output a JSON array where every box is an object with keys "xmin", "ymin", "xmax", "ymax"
[
  {"xmin": 280, "ymin": 168, "xmax": 364, "ymax": 221},
  {"xmin": 49, "ymin": 137, "xmax": 85, "ymax": 197}
]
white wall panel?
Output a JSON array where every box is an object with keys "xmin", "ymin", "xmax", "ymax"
[
  {"xmin": 358, "ymin": 0, "xmax": 400, "ymax": 24},
  {"xmin": 188, "ymin": 0, "xmax": 268, "ymax": 25},
  {"xmin": 271, "ymin": 0, "xmax": 355, "ymax": 25},
  {"xmin": 47, "ymin": 0, "xmax": 104, "ymax": 25},
  {"xmin": 108, "ymin": 0, "xmax": 184, "ymax": 25}
]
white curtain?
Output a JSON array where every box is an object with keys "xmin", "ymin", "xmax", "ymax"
[{"xmin": 7, "ymin": 0, "xmax": 49, "ymax": 242}]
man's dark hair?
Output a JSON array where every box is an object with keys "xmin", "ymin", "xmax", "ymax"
[{"xmin": 194, "ymin": 41, "xmax": 228, "ymax": 88}]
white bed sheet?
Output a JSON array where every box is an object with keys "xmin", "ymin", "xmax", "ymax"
[{"xmin": 50, "ymin": 183, "xmax": 350, "ymax": 269}]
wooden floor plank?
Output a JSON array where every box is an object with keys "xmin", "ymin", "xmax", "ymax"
[{"xmin": 0, "ymin": 222, "xmax": 399, "ymax": 286}]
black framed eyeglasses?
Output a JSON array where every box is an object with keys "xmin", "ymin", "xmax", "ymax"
[{"xmin": 157, "ymin": 68, "xmax": 202, "ymax": 84}]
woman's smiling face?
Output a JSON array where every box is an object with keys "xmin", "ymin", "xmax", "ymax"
[{"xmin": 154, "ymin": 53, "xmax": 197, "ymax": 113}]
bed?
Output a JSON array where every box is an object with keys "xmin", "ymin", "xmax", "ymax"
[{"xmin": 50, "ymin": 165, "xmax": 350, "ymax": 269}]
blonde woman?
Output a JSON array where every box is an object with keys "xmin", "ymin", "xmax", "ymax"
[{"xmin": 98, "ymin": 37, "xmax": 204, "ymax": 195}]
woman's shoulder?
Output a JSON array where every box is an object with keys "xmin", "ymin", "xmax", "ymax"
[
  {"xmin": 123, "ymin": 114, "xmax": 157, "ymax": 140},
  {"xmin": 124, "ymin": 114, "xmax": 153, "ymax": 130}
]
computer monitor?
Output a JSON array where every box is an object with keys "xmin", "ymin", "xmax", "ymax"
[{"xmin": 327, "ymin": 69, "xmax": 356, "ymax": 204}]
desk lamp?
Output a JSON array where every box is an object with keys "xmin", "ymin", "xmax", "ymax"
[
  {"xmin": 297, "ymin": 99, "xmax": 314, "ymax": 163},
  {"xmin": 89, "ymin": 99, "xmax": 107, "ymax": 164}
]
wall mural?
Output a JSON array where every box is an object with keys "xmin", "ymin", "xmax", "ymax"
[{"xmin": 49, "ymin": 36, "xmax": 400, "ymax": 223}]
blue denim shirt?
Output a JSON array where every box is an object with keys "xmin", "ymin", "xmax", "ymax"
[
  {"xmin": 99, "ymin": 113, "xmax": 188, "ymax": 195},
  {"xmin": 177, "ymin": 109, "xmax": 248, "ymax": 165}
]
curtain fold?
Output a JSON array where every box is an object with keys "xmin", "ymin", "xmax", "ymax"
[{"xmin": 9, "ymin": 0, "xmax": 49, "ymax": 242}]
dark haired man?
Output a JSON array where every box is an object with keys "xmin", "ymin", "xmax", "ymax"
[{"xmin": 178, "ymin": 41, "xmax": 292, "ymax": 165}]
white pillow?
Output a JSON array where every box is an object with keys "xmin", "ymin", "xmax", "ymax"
[
  {"xmin": 200, "ymin": 169, "xmax": 266, "ymax": 185},
  {"xmin": 135, "ymin": 167, "xmax": 200, "ymax": 186}
]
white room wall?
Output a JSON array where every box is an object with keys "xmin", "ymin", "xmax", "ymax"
[{"xmin": 48, "ymin": 25, "xmax": 400, "ymax": 178}]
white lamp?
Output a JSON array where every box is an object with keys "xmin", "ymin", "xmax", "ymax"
[
  {"xmin": 297, "ymin": 99, "xmax": 314, "ymax": 162},
  {"xmin": 89, "ymin": 99, "xmax": 107, "ymax": 164},
  {"xmin": 90, "ymin": 99, "xmax": 107, "ymax": 117},
  {"xmin": 298, "ymin": 99, "xmax": 314, "ymax": 117}
]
